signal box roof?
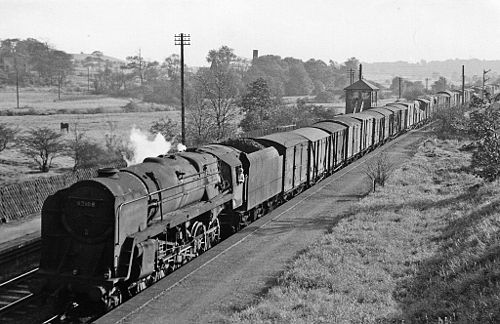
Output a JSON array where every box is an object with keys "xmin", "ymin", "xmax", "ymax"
[{"xmin": 344, "ymin": 79, "xmax": 380, "ymax": 91}]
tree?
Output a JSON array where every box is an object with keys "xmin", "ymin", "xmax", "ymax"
[
  {"xmin": 206, "ymin": 45, "xmax": 236, "ymax": 67},
  {"xmin": 68, "ymin": 125, "xmax": 110, "ymax": 170},
  {"xmin": 19, "ymin": 127, "xmax": 66, "ymax": 172},
  {"xmin": 150, "ymin": 117, "xmax": 180, "ymax": 142},
  {"xmin": 0, "ymin": 123, "xmax": 18, "ymax": 153},
  {"xmin": 403, "ymin": 86, "xmax": 425, "ymax": 100},
  {"xmin": 284, "ymin": 58, "xmax": 314, "ymax": 96},
  {"xmin": 244, "ymin": 55, "xmax": 288, "ymax": 98},
  {"xmin": 50, "ymin": 50, "xmax": 73, "ymax": 99},
  {"xmin": 432, "ymin": 77, "xmax": 448, "ymax": 93},
  {"xmin": 186, "ymin": 89, "xmax": 216, "ymax": 146},
  {"xmin": 240, "ymin": 78, "xmax": 274, "ymax": 131},
  {"xmin": 363, "ymin": 152, "xmax": 396, "ymax": 192},
  {"xmin": 193, "ymin": 46, "xmax": 243, "ymax": 141}
]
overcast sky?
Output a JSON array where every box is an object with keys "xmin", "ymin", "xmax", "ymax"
[{"xmin": 1, "ymin": 0, "xmax": 499, "ymax": 66}]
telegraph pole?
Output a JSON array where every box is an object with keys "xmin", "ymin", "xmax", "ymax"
[
  {"xmin": 461, "ymin": 65, "xmax": 465, "ymax": 106},
  {"xmin": 175, "ymin": 33, "xmax": 191, "ymax": 145},
  {"xmin": 398, "ymin": 77, "xmax": 402, "ymax": 99},
  {"xmin": 482, "ymin": 69, "xmax": 491, "ymax": 101},
  {"xmin": 425, "ymin": 78, "xmax": 429, "ymax": 92}
]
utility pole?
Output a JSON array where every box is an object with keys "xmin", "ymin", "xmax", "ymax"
[
  {"xmin": 175, "ymin": 33, "xmax": 191, "ymax": 145},
  {"xmin": 87, "ymin": 66, "xmax": 91, "ymax": 92},
  {"xmin": 425, "ymin": 78, "xmax": 429, "ymax": 92},
  {"xmin": 482, "ymin": 69, "xmax": 491, "ymax": 101},
  {"xmin": 11, "ymin": 41, "xmax": 20, "ymax": 109},
  {"xmin": 14, "ymin": 53, "xmax": 19, "ymax": 109},
  {"xmin": 398, "ymin": 77, "xmax": 402, "ymax": 99},
  {"xmin": 461, "ymin": 65, "xmax": 465, "ymax": 106}
]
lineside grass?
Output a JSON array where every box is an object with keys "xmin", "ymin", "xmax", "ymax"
[{"xmin": 230, "ymin": 138, "xmax": 500, "ymax": 323}]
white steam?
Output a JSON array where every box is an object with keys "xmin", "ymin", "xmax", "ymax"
[
  {"xmin": 126, "ymin": 126, "xmax": 172, "ymax": 165},
  {"xmin": 177, "ymin": 143, "xmax": 187, "ymax": 152},
  {"xmin": 125, "ymin": 126, "xmax": 187, "ymax": 166}
]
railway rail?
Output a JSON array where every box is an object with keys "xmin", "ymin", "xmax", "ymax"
[
  {"xmin": 0, "ymin": 235, "xmax": 41, "ymax": 266},
  {"xmin": 0, "ymin": 267, "xmax": 65, "ymax": 324},
  {"xmin": 0, "ymin": 268, "xmax": 38, "ymax": 314}
]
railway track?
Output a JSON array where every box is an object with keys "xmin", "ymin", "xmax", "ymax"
[
  {"xmin": 0, "ymin": 268, "xmax": 38, "ymax": 314},
  {"xmin": 0, "ymin": 267, "xmax": 62, "ymax": 323},
  {"xmin": 0, "ymin": 235, "xmax": 41, "ymax": 266}
]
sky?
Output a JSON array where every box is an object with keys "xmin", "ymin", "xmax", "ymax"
[{"xmin": 1, "ymin": 0, "xmax": 500, "ymax": 66}]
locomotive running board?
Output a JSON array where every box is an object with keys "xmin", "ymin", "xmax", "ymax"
[{"xmin": 130, "ymin": 193, "xmax": 233, "ymax": 244}]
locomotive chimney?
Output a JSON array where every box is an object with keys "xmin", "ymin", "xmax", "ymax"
[{"xmin": 359, "ymin": 64, "xmax": 363, "ymax": 80}]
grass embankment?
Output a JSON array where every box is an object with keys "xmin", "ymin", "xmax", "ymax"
[{"xmin": 231, "ymin": 139, "xmax": 500, "ymax": 323}]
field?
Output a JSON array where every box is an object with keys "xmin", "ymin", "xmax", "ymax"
[
  {"xmin": 0, "ymin": 87, "xmax": 133, "ymax": 113},
  {"xmin": 230, "ymin": 138, "xmax": 500, "ymax": 323},
  {"xmin": 0, "ymin": 108, "xmax": 180, "ymax": 185}
]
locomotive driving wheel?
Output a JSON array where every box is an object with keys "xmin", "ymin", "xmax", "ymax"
[
  {"xmin": 191, "ymin": 221, "xmax": 208, "ymax": 255},
  {"xmin": 208, "ymin": 218, "xmax": 221, "ymax": 248}
]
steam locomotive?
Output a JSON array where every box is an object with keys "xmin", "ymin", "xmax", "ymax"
[{"xmin": 36, "ymin": 90, "xmax": 469, "ymax": 315}]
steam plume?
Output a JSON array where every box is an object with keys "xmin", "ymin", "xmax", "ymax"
[{"xmin": 126, "ymin": 126, "xmax": 172, "ymax": 165}]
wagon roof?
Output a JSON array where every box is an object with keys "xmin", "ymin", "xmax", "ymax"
[
  {"xmin": 256, "ymin": 132, "xmax": 308, "ymax": 148},
  {"xmin": 329, "ymin": 115, "xmax": 362, "ymax": 127},
  {"xmin": 437, "ymin": 90, "xmax": 453, "ymax": 97},
  {"xmin": 357, "ymin": 110, "xmax": 384, "ymax": 119},
  {"xmin": 391, "ymin": 100, "xmax": 413, "ymax": 107},
  {"xmin": 366, "ymin": 107, "xmax": 393, "ymax": 117},
  {"xmin": 350, "ymin": 113, "xmax": 375, "ymax": 121},
  {"xmin": 383, "ymin": 105, "xmax": 406, "ymax": 112},
  {"xmin": 291, "ymin": 127, "xmax": 330, "ymax": 141},
  {"xmin": 387, "ymin": 103, "xmax": 409, "ymax": 109},
  {"xmin": 312, "ymin": 121, "xmax": 347, "ymax": 134},
  {"xmin": 416, "ymin": 98, "xmax": 430, "ymax": 104}
]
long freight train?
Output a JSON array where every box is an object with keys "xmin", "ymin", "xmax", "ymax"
[{"xmin": 36, "ymin": 90, "xmax": 470, "ymax": 316}]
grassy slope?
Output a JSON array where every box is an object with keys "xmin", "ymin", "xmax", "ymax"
[{"xmin": 230, "ymin": 138, "xmax": 500, "ymax": 323}]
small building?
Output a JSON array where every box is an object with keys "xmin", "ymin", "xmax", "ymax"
[{"xmin": 344, "ymin": 79, "xmax": 379, "ymax": 114}]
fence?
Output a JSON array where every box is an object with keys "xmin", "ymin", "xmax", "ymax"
[{"xmin": 0, "ymin": 161, "xmax": 126, "ymax": 223}]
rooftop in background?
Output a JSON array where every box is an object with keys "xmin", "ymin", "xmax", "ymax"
[{"xmin": 344, "ymin": 79, "xmax": 380, "ymax": 91}]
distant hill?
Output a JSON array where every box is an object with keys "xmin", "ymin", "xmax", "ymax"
[
  {"xmin": 363, "ymin": 59, "xmax": 500, "ymax": 86},
  {"xmin": 71, "ymin": 52, "xmax": 124, "ymax": 64}
]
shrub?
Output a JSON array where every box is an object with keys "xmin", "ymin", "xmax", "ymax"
[
  {"xmin": 363, "ymin": 152, "xmax": 396, "ymax": 192},
  {"xmin": 69, "ymin": 132, "xmax": 116, "ymax": 170},
  {"xmin": 314, "ymin": 90, "xmax": 335, "ymax": 103},
  {"xmin": 0, "ymin": 123, "xmax": 18, "ymax": 152},
  {"xmin": 18, "ymin": 127, "xmax": 66, "ymax": 172},
  {"xmin": 122, "ymin": 101, "xmax": 140, "ymax": 113},
  {"xmin": 150, "ymin": 117, "xmax": 180, "ymax": 142}
]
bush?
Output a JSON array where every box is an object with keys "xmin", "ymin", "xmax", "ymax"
[
  {"xmin": 314, "ymin": 90, "xmax": 335, "ymax": 103},
  {"xmin": 363, "ymin": 152, "xmax": 395, "ymax": 192},
  {"xmin": 432, "ymin": 104, "xmax": 469, "ymax": 139},
  {"xmin": 150, "ymin": 117, "xmax": 180, "ymax": 141},
  {"xmin": 0, "ymin": 123, "xmax": 18, "ymax": 152},
  {"xmin": 69, "ymin": 134, "xmax": 116, "ymax": 170},
  {"xmin": 122, "ymin": 101, "xmax": 140, "ymax": 113},
  {"xmin": 18, "ymin": 127, "xmax": 66, "ymax": 172}
]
